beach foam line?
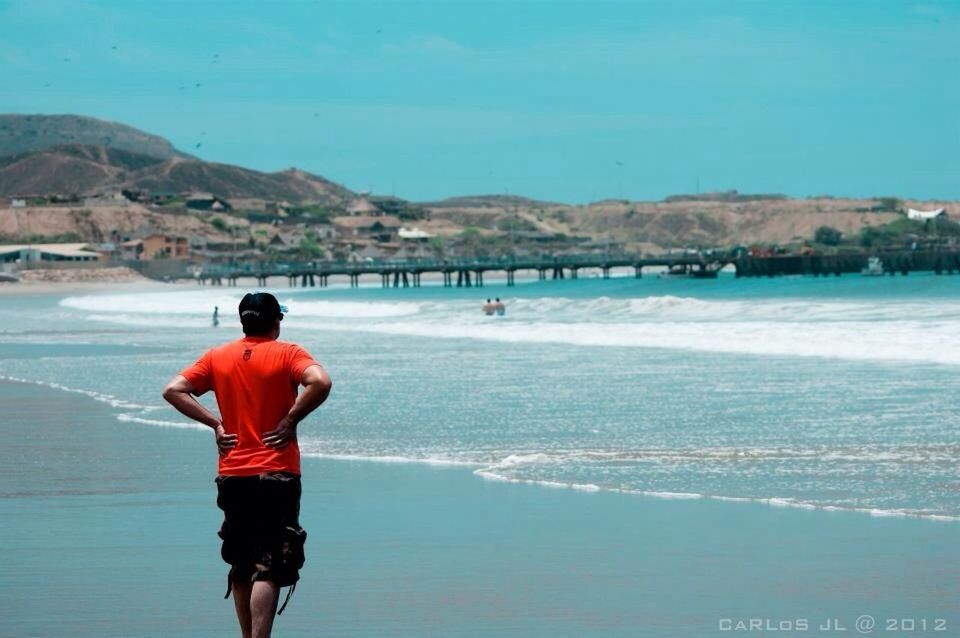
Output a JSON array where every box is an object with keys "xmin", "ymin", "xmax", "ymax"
[
  {"xmin": 318, "ymin": 318, "xmax": 960, "ymax": 366},
  {"xmin": 0, "ymin": 374, "xmax": 151, "ymax": 410},
  {"xmin": 115, "ymin": 413, "xmax": 209, "ymax": 431},
  {"xmin": 7, "ymin": 372, "xmax": 954, "ymax": 521},
  {"xmin": 299, "ymin": 450, "xmax": 478, "ymax": 467},
  {"xmin": 471, "ymin": 464, "xmax": 959, "ymax": 522},
  {"xmin": 61, "ymin": 292, "xmax": 423, "ymax": 319},
  {"xmin": 297, "ymin": 448, "xmax": 960, "ymax": 522}
]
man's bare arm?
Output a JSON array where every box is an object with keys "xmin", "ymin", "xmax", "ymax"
[
  {"xmin": 262, "ymin": 365, "xmax": 332, "ymax": 449},
  {"xmin": 162, "ymin": 375, "xmax": 220, "ymax": 428},
  {"xmin": 162, "ymin": 375, "xmax": 237, "ymax": 455}
]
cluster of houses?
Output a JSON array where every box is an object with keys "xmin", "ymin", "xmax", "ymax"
[{"xmin": 1, "ymin": 192, "xmax": 440, "ymax": 266}]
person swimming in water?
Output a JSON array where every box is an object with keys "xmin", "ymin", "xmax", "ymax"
[
  {"xmin": 494, "ymin": 298, "xmax": 505, "ymax": 316},
  {"xmin": 482, "ymin": 299, "xmax": 495, "ymax": 316}
]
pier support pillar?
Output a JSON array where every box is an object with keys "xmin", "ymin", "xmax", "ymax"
[
  {"xmin": 602, "ymin": 266, "xmax": 610, "ymax": 279},
  {"xmin": 507, "ymin": 270, "xmax": 515, "ymax": 286},
  {"xmin": 634, "ymin": 266, "xmax": 642, "ymax": 278}
]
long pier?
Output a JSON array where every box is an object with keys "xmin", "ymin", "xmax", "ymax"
[
  {"xmin": 182, "ymin": 250, "xmax": 960, "ymax": 287},
  {"xmin": 190, "ymin": 253, "xmax": 728, "ymax": 287}
]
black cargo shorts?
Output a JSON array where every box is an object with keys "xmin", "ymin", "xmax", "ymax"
[{"xmin": 215, "ymin": 472, "xmax": 307, "ymax": 592}]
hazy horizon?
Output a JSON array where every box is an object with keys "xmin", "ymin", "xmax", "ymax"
[{"xmin": 2, "ymin": 0, "xmax": 958, "ymax": 204}]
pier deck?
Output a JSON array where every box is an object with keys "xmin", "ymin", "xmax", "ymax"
[{"xmin": 171, "ymin": 250, "xmax": 960, "ymax": 288}]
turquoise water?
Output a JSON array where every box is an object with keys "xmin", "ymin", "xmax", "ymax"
[
  {"xmin": 1, "ymin": 273, "xmax": 958, "ymax": 519},
  {"xmin": 2, "ymin": 273, "xmax": 960, "ymax": 636}
]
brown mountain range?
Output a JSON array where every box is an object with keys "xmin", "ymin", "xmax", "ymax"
[
  {"xmin": 0, "ymin": 114, "xmax": 954, "ymax": 250},
  {"xmin": 0, "ymin": 114, "xmax": 355, "ymax": 206},
  {"xmin": 0, "ymin": 144, "xmax": 355, "ymax": 205}
]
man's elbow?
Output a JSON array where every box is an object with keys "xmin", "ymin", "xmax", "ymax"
[{"xmin": 162, "ymin": 379, "xmax": 187, "ymax": 404}]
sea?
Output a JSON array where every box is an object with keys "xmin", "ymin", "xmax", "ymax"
[
  {"xmin": 0, "ymin": 274, "xmax": 960, "ymax": 521},
  {"xmin": 2, "ymin": 270, "xmax": 958, "ymax": 521}
]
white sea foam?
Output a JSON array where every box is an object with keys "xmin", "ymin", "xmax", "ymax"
[
  {"xmin": 3, "ymin": 370, "xmax": 956, "ymax": 521},
  {"xmin": 0, "ymin": 374, "xmax": 150, "ymax": 410},
  {"xmin": 61, "ymin": 292, "xmax": 421, "ymax": 319},
  {"xmin": 115, "ymin": 413, "xmax": 209, "ymax": 431},
  {"xmin": 317, "ymin": 318, "xmax": 960, "ymax": 365},
  {"xmin": 58, "ymin": 290, "xmax": 960, "ymax": 364}
]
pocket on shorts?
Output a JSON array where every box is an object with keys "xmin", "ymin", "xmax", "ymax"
[
  {"xmin": 218, "ymin": 520, "xmax": 238, "ymax": 565},
  {"xmin": 280, "ymin": 525, "xmax": 307, "ymax": 572}
]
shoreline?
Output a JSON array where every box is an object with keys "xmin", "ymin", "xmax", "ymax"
[{"xmin": 7, "ymin": 370, "xmax": 960, "ymax": 525}]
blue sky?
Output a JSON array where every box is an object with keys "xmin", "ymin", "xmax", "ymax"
[{"xmin": 1, "ymin": 0, "xmax": 958, "ymax": 203}]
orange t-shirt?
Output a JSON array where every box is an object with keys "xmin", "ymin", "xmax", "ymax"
[{"xmin": 180, "ymin": 336, "xmax": 319, "ymax": 476}]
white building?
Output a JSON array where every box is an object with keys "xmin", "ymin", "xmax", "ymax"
[
  {"xmin": 0, "ymin": 243, "xmax": 101, "ymax": 263},
  {"xmin": 398, "ymin": 227, "xmax": 435, "ymax": 241},
  {"xmin": 907, "ymin": 208, "xmax": 947, "ymax": 221}
]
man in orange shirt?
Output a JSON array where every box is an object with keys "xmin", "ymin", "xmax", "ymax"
[{"xmin": 163, "ymin": 292, "xmax": 332, "ymax": 638}]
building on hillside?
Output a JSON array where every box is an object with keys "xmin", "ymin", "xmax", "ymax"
[
  {"xmin": 87, "ymin": 242, "xmax": 120, "ymax": 260},
  {"xmin": 398, "ymin": 227, "xmax": 435, "ymax": 242},
  {"xmin": 186, "ymin": 192, "xmax": 233, "ymax": 211},
  {"xmin": 907, "ymin": 208, "xmax": 947, "ymax": 221},
  {"xmin": 269, "ymin": 231, "xmax": 305, "ymax": 251},
  {"xmin": 349, "ymin": 244, "xmax": 387, "ymax": 261},
  {"xmin": 312, "ymin": 224, "xmax": 336, "ymax": 241},
  {"xmin": 391, "ymin": 243, "xmax": 428, "ymax": 260},
  {"xmin": 265, "ymin": 200, "xmax": 292, "ymax": 215},
  {"xmin": 332, "ymin": 215, "xmax": 401, "ymax": 242},
  {"xmin": 122, "ymin": 234, "xmax": 190, "ymax": 260},
  {"xmin": 346, "ymin": 196, "xmax": 380, "ymax": 216},
  {"xmin": 0, "ymin": 243, "xmax": 101, "ymax": 263},
  {"xmin": 83, "ymin": 191, "xmax": 129, "ymax": 208},
  {"xmin": 10, "ymin": 198, "xmax": 27, "ymax": 208},
  {"xmin": 148, "ymin": 191, "xmax": 179, "ymax": 205}
]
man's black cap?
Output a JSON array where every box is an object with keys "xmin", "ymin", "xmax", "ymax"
[{"xmin": 238, "ymin": 292, "xmax": 286, "ymax": 325}]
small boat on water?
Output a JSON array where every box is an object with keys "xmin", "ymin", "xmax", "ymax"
[{"xmin": 861, "ymin": 256, "xmax": 885, "ymax": 276}]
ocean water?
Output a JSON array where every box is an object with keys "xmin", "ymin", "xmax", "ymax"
[{"xmin": 2, "ymin": 272, "xmax": 959, "ymax": 521}]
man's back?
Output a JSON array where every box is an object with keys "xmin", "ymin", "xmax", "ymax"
[
  {"xmin": 163, "ymin": 292, "xmax": 331, "ymax": 637},
  {"xmin": 182, "ymin": 335, "xmax": 318, "ymax": 476}
]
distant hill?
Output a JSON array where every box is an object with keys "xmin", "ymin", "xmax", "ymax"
[
  {"xmin": 421, "ymin": 194, "xmax": 556, "ymax": 208},
  {"xmin": 0, "ymin": 144, "xmax": 355, "ymax": 205},
  {"xmin": 0, "ymin": 114, "xmax": 190, "ymax": 160},
  {"xmin": 0, "ymin": 114, "xmax": 355, "ymax": 205},
  {"xmin": 664, "ymin": 189, "xmax": 788, "ymax": 203}
]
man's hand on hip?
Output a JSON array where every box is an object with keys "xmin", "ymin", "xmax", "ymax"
[
  {"xmin": 262, "ymin": 416, "xmax": 298, "ymax": 450},
  {"xmin": 215, "ymin": 424, "xmax": 238, "ymax": 457}
]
